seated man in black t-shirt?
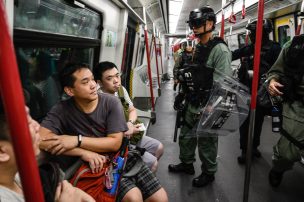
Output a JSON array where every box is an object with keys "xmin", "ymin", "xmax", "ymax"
[{"xmin": 39, "ymin": 63, "xmax": 168, "ymax": 202}]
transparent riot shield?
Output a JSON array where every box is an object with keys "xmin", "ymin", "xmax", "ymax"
[{"xmin": 184, "ymin": 70, "xmax": 250, "ymax": 137}]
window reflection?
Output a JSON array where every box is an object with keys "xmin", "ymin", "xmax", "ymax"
[
  {"xmin": 16, "ymin": 47, "xmax": 94, "ymax": 121},
  {"xmin": 14, "ymin": 0, "xmax": 100, "ymax": 39},
  {"xmin": 278, "ymin": 25, "xmax": 291, "ymax": 47}
]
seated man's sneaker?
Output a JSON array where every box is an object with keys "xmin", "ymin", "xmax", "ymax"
[
  {"xmin": 168, "ymin": 162, "xmax": 195, "ymax": 175},
  {"xmin": 192, "ymin": 173, "xmax": 214, "ymax": 187},
  {"xmin": 269, "ymin": 169, "xmax": 284, "ymax": 187}
]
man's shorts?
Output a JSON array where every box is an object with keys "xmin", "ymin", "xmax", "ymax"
[
  {"xmin": 136, "ymin": 136, "xmax": 161, "ymax": 168},
  {"xmin": 117, "ymin": 154, "xmax": 162, "ymax": 201}
]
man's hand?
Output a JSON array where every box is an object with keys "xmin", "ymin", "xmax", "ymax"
[
  {"xmin": 124, "ymin": 122, "xmax": 134, "ymax": 137},
  {"xmin": 124, "ymin": 122, "xmax": 141, "ymax": 138},
  {"xmin": 55, "ymin": 180, "xmax": 95, "ymax": 202},
  {"xmin": 80, "ymin": 150, "xmax": 106, "ymax": 173},
  {"xmin": 42, "ymin": 135, "xmax": 78, "ymax": 155},
  {"xmin": 174, "ymin": 79, "xmax": 179, "ymax": 84},
  {"xmin": 268, "ymin": 79, "xmax": 284, "ymax": 97},
  {"xmin": 132, "ymin": 124, "xmax": 141, "ymax": 133}
]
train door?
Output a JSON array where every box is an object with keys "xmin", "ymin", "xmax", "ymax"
[
  {"xmin": 274, "ymin": 14, "xmax": 296, "ymax": 46},
  {"xmin": 121, "ymin": 17, "xmax": 137, "ymax": 92},
  {"xmin": 13, "ymin": 0, "xmax": 102, "ymax": 121}
]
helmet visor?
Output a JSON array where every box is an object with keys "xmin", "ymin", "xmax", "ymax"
[{"xmin": 188, "ymin": 18, "xmax": 205, "ymax": 29}]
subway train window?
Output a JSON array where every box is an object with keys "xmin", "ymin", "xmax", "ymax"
[
  {"xmin": 16, "ymin": 47, "xmax": 94, "ymax": 121},
  {"xmin": 14, "ymin": 0, "xmax": 100, "ymax": 39},
  {"xmin": 13, "ymin": 0, "xmax": 102, "ymax": 121},
  {"xmin": 278, "ymin": 25, "xmax": 291, "ymax": 47}
]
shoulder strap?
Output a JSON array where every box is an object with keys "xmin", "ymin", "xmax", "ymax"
[
  {"xmin": 117, "ymin": 87, "xmax": 129, "ymax": 120},
  {"xmin": 280, "ymin": 128, "xmax": 304, "ymax": 150},
  {"xmin": 209, "ymin": 37, "xmax": 228, "ymax": 48},
  {"xmin": 117, "ymin": 86, "xmax": 124, "ymax": 98}
]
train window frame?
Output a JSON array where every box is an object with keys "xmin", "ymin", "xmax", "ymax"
[
  {"xmin": 14, "ymin": 0, "xmax": 101, "ymax": 39},
  {"xmin": 12, "ymin": 0, "xmax": 103, "ymax": 121}
]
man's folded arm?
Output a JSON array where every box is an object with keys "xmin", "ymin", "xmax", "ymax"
[{"xmin": 39, "ymin": 126, "xmax": 123, "ymax": 155}]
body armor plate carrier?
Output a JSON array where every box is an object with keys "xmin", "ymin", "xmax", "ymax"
[{"xmin": 178, "ymin": 37, "xmax": 227, "ymax": 107}]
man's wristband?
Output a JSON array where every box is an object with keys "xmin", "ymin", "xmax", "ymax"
[
  {"xmin": 77, "ymin": 134, "xmax": 82, "ymax": 147},
  {"xmin": 128, "ymin": 120, "xmax": 135, "ymax": 125}
]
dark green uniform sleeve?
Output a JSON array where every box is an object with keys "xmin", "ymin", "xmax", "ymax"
[
  {"xmin": 207, "ymin": 43, "xmax": 233, "ymax": 81},
  {"xmin": 173, "ymin": 53, "xmax": 183, "ymax": 80},
  {"xmin": 267, "ymin": 41, "xmax": 291, "ymax": 82}
]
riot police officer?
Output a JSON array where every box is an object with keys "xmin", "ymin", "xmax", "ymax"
[
  {"xmin": 267, "ymin": 34, "xmax": 304, "ymax": 187},
  {"xmin": 232, "ymin": 19, "xmax": 281, "ymax": 164},
  {"xmin": 168, "ymin": 6, "xmax": 232, "ymax": 187},
  {"xmin": 173, "ymin": 42, "xmax": 193, "ymax": 91}
]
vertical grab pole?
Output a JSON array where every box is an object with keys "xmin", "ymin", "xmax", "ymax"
[
  {"xmin": 296, "ymin": 0, "xmax": 304, "ymax": 35},
  {"xmin": 0, "ymin": 2, "xmax": 45, "ymax": 202},
  {"xmin": 220, "ymin": 9, "xmax": 225, "ymax": 39},
  {"xmin": 153, "ymin": 24, "xmax": 160, "ymax": 88},
  {"xmin": 159, "ymin": 42, "xmax": 164, "ymax": 74},
  {"xmin": 121, "ymin": 28, "xmax": 128, "ymax": 73},
  {"xmin": 243, "ymin": 0, "xmax": 264, "ymax": 202},
  {"xmin": 242, "ymin": 0, "xmax": 246, "ymax": 19},
  {"xmin": 143, "ymin": 7, "xmax": 155, "ymax": 111}
]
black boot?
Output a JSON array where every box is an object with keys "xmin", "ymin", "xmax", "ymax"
[
  {"xmin": 192, "ymin": 173, "xmax": 215, "ymax": 187},
  {"xmin": 253, "ymin": 148, "xmax": 262, "ymax": 158},
  {"xmin": 168, "ymin": 162, "xmax": 195, "ymax": 175},
  {"xmin": 237, "ymin": 151, "xmax": 246, "ymax": 164},
  {"xmin": 269, "ymin": 169, "xmax": 284, "ymax": 187}
]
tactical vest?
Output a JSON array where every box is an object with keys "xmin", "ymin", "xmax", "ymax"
[
  {"xmin": 239, "ymin": 40, "xmax": 280, "ymax": 87},
  {"xmin": 180, "ymin": 51, "xmax": 193, "ymax": 68},
  {"xmin": 283, "ymin": 35, "xmax": 304, "ymax": 101},
  {"xmin": 180, "ymin": 37, "xmax": 227, "ymax": 106}
]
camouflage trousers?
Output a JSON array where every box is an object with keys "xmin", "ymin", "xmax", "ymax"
[{"xmin": 178, "ymin": 104, "xmax": 218, "ymax": 174}]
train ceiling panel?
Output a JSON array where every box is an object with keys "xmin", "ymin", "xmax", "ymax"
[
  {"xmin": 216, "ymin": 0, "xmax": 302, "ymax": 33},
  {"xmin": 175, "ymin": 0, "xmax": 223, "ymax": 35},
  {"xmin": 127, "ymin": 0, "xmax": 226, "ymax": 35},
  {"xmin": 126, "ymin": 0, "xmax": 302, "ymax": 35}
]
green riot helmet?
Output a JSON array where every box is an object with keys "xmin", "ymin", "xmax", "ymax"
[
  {"xmin": 187, "ymin": 6, "xmax": 216, "ymax": 36},
  {"xmin": 246, "ymin": 19, "xmax": 273, "ymax": 34}
]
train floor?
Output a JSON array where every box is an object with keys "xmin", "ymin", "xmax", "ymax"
[{"xmin": 146, "ymin": 79, "xmax": 304, "ymax": 202}]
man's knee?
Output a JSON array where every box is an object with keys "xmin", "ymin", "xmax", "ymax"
[
  {"xmin": 122, "ymin": 187, "xmax": 143, "ymax": 202},
  {"xmin": 145, "ymin": 188, "xmax": 168, "ymax": 202},
  {"xmin": 155, "ymin": 143, "xmax": 164, "ymax": 159},
  {"xmin": 150, "ymin": 160, "xmax": 158, "ymax": 173}
]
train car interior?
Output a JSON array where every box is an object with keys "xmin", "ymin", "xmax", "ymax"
[{"xmin": 1, "ymin": 0, "xmax": 304, "ymax": 202}]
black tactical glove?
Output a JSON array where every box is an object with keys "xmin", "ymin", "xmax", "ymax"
[{"xmin": 174, "ymin": 93, "xmax": 185, "ymax": 110}]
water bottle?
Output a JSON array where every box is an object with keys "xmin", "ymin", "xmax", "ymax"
[{"xmin": 271, "ymin": 106, "xmax": 281, "ymax": 133}]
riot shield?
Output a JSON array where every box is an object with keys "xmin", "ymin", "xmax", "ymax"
[{"xmin": 184, "ymin": 71, "xmax": 250, "ymax": 137}]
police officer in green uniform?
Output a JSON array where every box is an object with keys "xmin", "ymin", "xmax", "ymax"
[
  {"xmin": 173, "ymin": 43, "xmax": 193, "ymax": 91},
  {"xmin": 267, "ymin": 34, "xmax": 304, "ymax": 187},
  {"xmin": 232, "ymin": 19, "xmax": 281, "ymax": 164},
  {"xmin": 168, "ymin": 6, "xmax": 232, "ymax": 187}
]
